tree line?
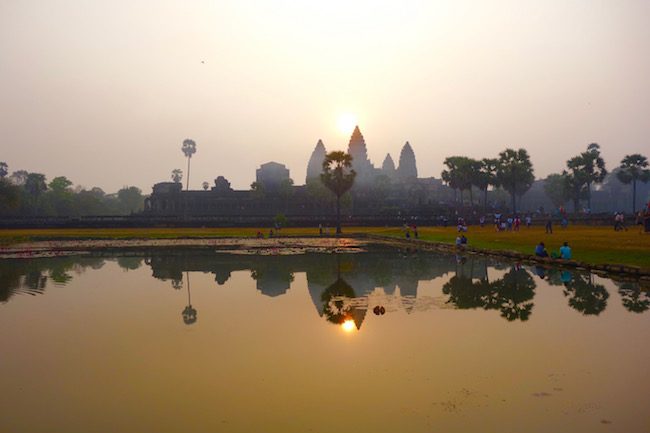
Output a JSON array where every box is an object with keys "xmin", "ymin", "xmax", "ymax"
[
  {"xmin": 440, "ymin": 144, "xmax": 649, "ymax": 214},
  {"xmin": 0, "ymin": 162, "xmax": 144, "ymax": 217}
]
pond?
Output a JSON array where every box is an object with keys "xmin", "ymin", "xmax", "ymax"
[{"xmin": 1, "ymin": 249, "xmax": 649, "ymax": 432}]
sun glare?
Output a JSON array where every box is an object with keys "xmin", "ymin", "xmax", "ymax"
[
  {"xmin": 341, "ymin": 319, "xmax": 356, "ymax": 333},
  {"xmin": 336, "ymin": 113, "xmax": 358, "ymax": 136}
]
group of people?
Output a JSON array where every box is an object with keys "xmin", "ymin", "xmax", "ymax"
[
  {"xmin": 534, "ymin": 241, "xmax": 572, "ymax": 260},
  {"xmin": 403, "ymin": 223, "xmax": 419, "ymax": 239},
  {"xmin": 493, "ymin": 214, "xmax": 533, "ymax": 232}
]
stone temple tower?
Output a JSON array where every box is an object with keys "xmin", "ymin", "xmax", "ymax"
[
  {"xmin": 306, "ymin": 139, "xmax": 327, "ymax": 183},
  {"xmin": 397, "ymin": 141, "xmax": 417, "ymax": 180},
  {"xmin": 381, "ymin": 153, "xmax": 397, "ymax": 178},
  {"xmin": 347, "ymin": 126, "xmax": 375, "ymax": 184}
]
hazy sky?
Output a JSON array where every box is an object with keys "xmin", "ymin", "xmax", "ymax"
[{"xmin": 1, "ymin": 0, "xmax": 649, "ymax": 192}]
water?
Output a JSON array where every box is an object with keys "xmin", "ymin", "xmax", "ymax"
[{"xmin": 1, "ymin": 250, "xmax": 649, "ymax": 433}]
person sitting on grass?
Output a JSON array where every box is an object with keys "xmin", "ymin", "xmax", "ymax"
[
  {"xmin": 559, "ymin": 241, "xmax": 572, "ymax": 260},
  {"xmin": 534, "ymin": 242, "xmax": 549, "ymax": 257}
]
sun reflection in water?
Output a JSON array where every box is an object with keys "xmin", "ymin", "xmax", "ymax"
[{"xmin": 341, "ymin": 319, "xmax": 356, "ymax": 333}]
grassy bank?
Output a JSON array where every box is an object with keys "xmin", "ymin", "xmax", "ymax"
[
  {"xmin": 0, "ymin": 225, "xmax": 648, "ymax": 269},
  {"xmin": 367, "ymin": 225, "xmax": 650, "ymax": 269}
]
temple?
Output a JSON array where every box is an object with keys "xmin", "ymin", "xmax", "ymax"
[{"xmin": 146, "ymin": 126, "xmax": 447, "ymax": 218}]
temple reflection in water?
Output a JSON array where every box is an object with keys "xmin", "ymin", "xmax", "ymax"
[{"xmin": 1, "ymin": 250, "xmax": 648, "ymax": 329}]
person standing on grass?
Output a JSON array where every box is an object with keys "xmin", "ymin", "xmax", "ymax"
[
  {"xmin": 545, "ymin": 214, "xmax": 553, "ymax": 234},
  {"xmin": 559, "ymin": 242, "xmax": 572, "ymax": 260},
  {"xmin": 525, "ymin": 214, "xmax": 532, "ymax": 228}
]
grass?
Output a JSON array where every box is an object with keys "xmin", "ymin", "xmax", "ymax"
[
  {"xmin": 367, "ymin": 225, "xmax": 650, "ymax": 269},
  {"xmin": 0, "ymin": 225, "xmax": 648, "ymax": 269}
]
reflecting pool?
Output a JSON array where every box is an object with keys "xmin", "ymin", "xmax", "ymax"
[{"xmin": 1, "ymin": 250, "xmax": 649, "ymax": 432}]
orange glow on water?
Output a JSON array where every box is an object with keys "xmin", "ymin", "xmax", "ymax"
[{"xmin": 341, "ymin": 319, "xmax": 356, "ymax": 333}]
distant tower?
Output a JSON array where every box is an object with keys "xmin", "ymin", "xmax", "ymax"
[
  {"xmin": 397, "ymin": 141, "xmax": 417, "ymax": 180},
  {"xmin": 347, "ymin": 126, "xmax": 375, "ymax": 184},
  {"xmin": 381, "ymin": 153, "xmax": 396, "ymax": 178},
  {"xmin": 306, "ymin": 139, "xmax": 327, "ymax": 183}
]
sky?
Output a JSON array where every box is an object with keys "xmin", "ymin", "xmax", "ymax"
[{"xmin": 1, "ymin": 0, "xmax": 649, "ymax": 192}]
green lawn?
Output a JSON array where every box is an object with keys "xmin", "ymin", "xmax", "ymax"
[
  {"xmin": 366, "ymin": 225, "xmax": 650, "ymax": 269},
  {"xmin": 0, "ymin": 225, "xmax": 648, "ymax": 269}
]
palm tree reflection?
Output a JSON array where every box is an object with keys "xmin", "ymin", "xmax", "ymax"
[
  {"xmin": 181, "ymin": 271, "xmax": 197, "ymax": 325},
  {"xmin": 442, "ymin": 266, "xmax": 536, "ymax": 321},
  {"xmin": 616, "ymin": 281, "xmax": 650, "ymax": 313},
  {"xmin": 562, "ymin": 273, "xmax": 609, "ymax": 316}
]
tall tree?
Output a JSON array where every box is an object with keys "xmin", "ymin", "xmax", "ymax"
[
  {"xmin": 202, "ymin": 181, "xmax": 209, "ymax": 191},
  {"xmin": 171, "ymin": 169, "xmax": 183, "ymax": 183},
  {"xmin": 567, "ymin": 143, "xmax": 607, "ymax": 210},
  {"xmin": 321, "ymin": 151, "xmax": 356, "ymax": 234},
  {"xmin": 0, "ymin": 162, "xmax": 8, "ymax": 178},
  {"xmin": 441, "ymin": 156, "xmax": 473, "ymax": 205},
  {"xmin": 49, "ymin": 176, "xmax": 73, "ymax": 193},
  {"xmin": 0, "ymin": 178, "xmax": 20, "ymax": 211},
  {"xmin": 473, "ymin": 158, "xmax": 498, "ymax": 210},
  {"xmin": 181, "ymin": 139, "xmax": 197, "ymax": 191},
  {"xmin": 10, "ymin": 170, "xmax": 29, "ymax": 185},
  {"xmin": 117, "ymin": 186, "xmax": 144, "ymax": 214},
  {"xmin": 495, "ymin": 148, "xmax": 534, "ymax": 213},
  {"xmin": 562, "ymin": 167, "xmax": 588, "ymax": 212},
  {"xmin": 616, "ymin": 154, "xmax": 650, "ymax": 213},
  {"xmin": 24, "ymin": 173, "xmax": 47, "ymax": 213}
]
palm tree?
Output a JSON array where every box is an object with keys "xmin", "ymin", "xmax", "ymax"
[
  {"xmin": 474, "ymin": 158, "xmax": 498, "ymax": 211},
  {"xmin": 181, "ymin": 139, "xmax": 197, "ymax": 191},
  {"xmin": 320, "ymin": 151, "xmax": 356, "ymax": 234},
  {"xmin": 495, "ymin": 148, "xmax": 535, "ymax": 213},
  {"xmin": 0, "ymin": 162, "xmax": 8, "ymax": 178},
  {"xmin": 616, "ymin": 154, "xmax": 650, "ymax": 213},
  {"xmin": 567, "ymin": 143, "xmax": 607, "ymax": 211},
  {"xmin": 442, "ymin": 156, "xmax": 473, "ymax": 205},
  {"xmin": 171, "ymin": 169, "xmax": 183, "ymax": 183},
  {"xmin": 202, "ymin": 181, "xmax": 210, "ymax": 191}
]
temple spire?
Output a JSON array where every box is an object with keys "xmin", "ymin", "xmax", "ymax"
[
  {"xmin": 397, "ymin": 141, "xmax": 417, "ymax": 180},
  {"xmin": 306, "ymin": 139, "xmax": 327, "ymax": 182}
]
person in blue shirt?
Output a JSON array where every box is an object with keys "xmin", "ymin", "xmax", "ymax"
[
  {"xmin": 559, "ymin": 242, "xmax": 572, "ymax": 259},
  {"xmin": 534, "ymin": 242, "xmax": 548, "ymax": 257}
]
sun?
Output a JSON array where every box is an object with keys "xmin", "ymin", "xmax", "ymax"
[{"xmin": 336, "ymin": 113, "xmax": 358, "ymax": 136}]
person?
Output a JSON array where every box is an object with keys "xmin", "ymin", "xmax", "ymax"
[
  {"xmin": 513, "ymin": 216, "xmax": 521, "ymax": 231},
  {"xmin": 455, "ymin": 235, "xmax": 462, "ymax": 247},
  {"xmin": 545, "ymin": 214, "xmax": 553, "ymax": 234},
  {"xmin": 256, "ymin": 231, "xmax": 264, "ymax": 238},
  {"xmin": 412, "ymin": 224, "xmax": 418, "ymax": 239},
  {"xmin": 269, "ymin": 229, "xmax": 274, "ymax": 238},
  {"xmin": 460, "ymin": 234, "xmax": 468, "ymax": 245},
  {"xmin": 479, "ymin": 215, "xmax": 485, "ymax": 227},
  {"xmin": 559, "ymin": 241, "xmax": 572, "ymax": 260},
  {"xmin": 319, "ymin": 223, "xmax": 323, "ymax": 236},
  {"xmin": 534, "ymin": 242, "xmax": 548, "ymax": 257},
  {"xmin": 525, "ymin": 214, "xmax": 532, "ymax": 228}
]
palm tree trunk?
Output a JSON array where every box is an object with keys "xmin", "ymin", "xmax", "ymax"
[
  {"xmin": 632, "ymin": 179, "xmax": 637, "ymax": 214},
  {"xmin": 511, "ymin": 191, "xmax": 516, "ymax": 214},
  {"xmin": 586, "ymin": 181, "xmax": 591, "ymax": 210},
  {"xmin": 336, "ymin": 195, "xmax": 342, "ymax": 234},
  {"xmin": 186, "ymin": 157, "xmax": 191, "ymax": 191}
]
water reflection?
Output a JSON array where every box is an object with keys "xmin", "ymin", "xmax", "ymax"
[
  {"xmin": 443, "ymin": 266, "xmax": 536, "ymax": 321},
  {"xmin": 1, "ymin": 251, "xmax": 648, "ymax": 325}
]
